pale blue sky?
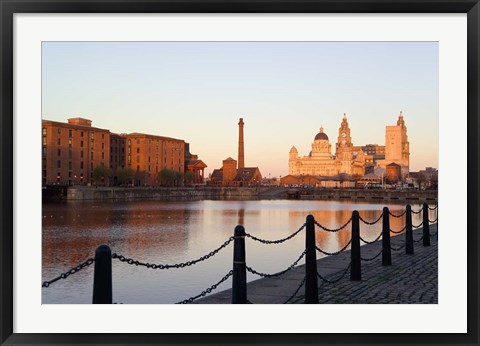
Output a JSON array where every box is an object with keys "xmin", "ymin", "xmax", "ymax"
[{"xmin": 42, "ymin": 42, "xmax": 438, "ymax": 177}]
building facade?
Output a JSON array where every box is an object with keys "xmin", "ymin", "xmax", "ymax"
[
  {"xmin": 208, "ymin": 118, "xmax": 262, "ymax": 186},
  {"xmin": 289, "ymin": 112, "xmax": 410, "ymax": 179},
  {"xmin": 289, "ymin": 114, "xmax": 365, "ymax": 177},
  {"xmin": 42, "ymin": 117, "xmax": 206, "ymax": 186},
  {"xmin": 42, "ymin": 118, "xmax": 111, "ymax": 186},
  {"xmin": 123, "ymin": 133, "xmax": 185, "ymax": 186},
  {"xmin": 377, "ymin": 112, "xmax": 410, "ymax": 175}
]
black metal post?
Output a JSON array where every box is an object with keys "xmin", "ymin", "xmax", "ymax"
[
  {"xmin": 350, "ymin": 210, "xmax": 361, "ymax": 281},
  {"xmin": 92, "ymin": 244, "xmax": 112, "ymax": 304},
  {"xmin": 382, "ymin": 207, "xmax": 392, "ymax": 266},
  {"xmin": 423, "ymin": 203, "xmax": 431, "ymax": 246},
  {"xmin": 305, "ymin": 215, "xmax": 318, "ymax": 303},
  {"xmin": 405, "ymin": 205, "xmax": 414, "ymax": 255},
  {"xmin": 232, "ymin": 225, "xmax": 247, "ymax": 304}
]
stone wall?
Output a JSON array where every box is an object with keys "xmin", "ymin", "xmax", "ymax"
[
  {"xmin": 67, "ymin": 186, "xmax": 269, "ymax": 201},
  {"xmin": 65, "ymin": 186, "xmax": 437, "ymax": 203}
]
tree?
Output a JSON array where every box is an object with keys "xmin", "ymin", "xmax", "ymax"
[
  {"xmin": 184, "ymin": 171, "xmax": 194, "ymax": 185},
  {"xmin": 158, "ymin": 168, "xmax": 176, "ymax": 186},
  {"xmin": 117, "ymin": 167, "xmax": 135, "ymax": 186},
  {"xmin": 175, "ymin": 171, "xmax": 184, "ymax": 187},
  {"xmin": 93, "ymin": 165, "xmax": 113, "ymax": 186}
]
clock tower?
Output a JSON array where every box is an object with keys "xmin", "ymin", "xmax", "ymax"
[{"xmin": 335, "ymin": 113, "xmax": 353, "ymax": 161}]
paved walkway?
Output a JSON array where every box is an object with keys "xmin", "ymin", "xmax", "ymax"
[{"xmin": 197, "ymin": 223, "xmax": 438, "ymax": 304}]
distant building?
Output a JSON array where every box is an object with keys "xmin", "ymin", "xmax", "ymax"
[
  {"xmin": 377, "ymin": 112, "xmax": 410, "ymax": 175},
  {"xmin": 110, "ymin": 133, "xmax": 126, "ymax": 178},
  {"xmin": 184, "ymin": 143, "xmax": 207, "ymax": 185},
  {"xmin": 288, "ymin": 114, "xmax": 366, "ymax": 177},
  {"xmin": 42, "ymin": 117, "xmax": 111, "ymax": 186},
  {"xmin": 386, "ymin": 162, "xmax": 402, "ymax": 184},
  {"xmin": 409, "ymin": 167, "xmax": 438, "ymax": 189},
  {"xmin": 122, "ymin": 132, "xmax": 185, "ymax": 186},
  {"xmin": 208, "ymin": 118, "xmax": 262, "ymax": 186},
  {"xmin": 42, "ymin": 117, "xmax": 206, "ymax": 186},
  {"xmin": 288, "ymin": 111, "xmax": 410, "ymax": 179}
]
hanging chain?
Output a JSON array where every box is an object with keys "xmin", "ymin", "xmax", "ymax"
[
  {"xmin": 316, "ymin": 238, "xmax": 352, "ymax": 256},
  {"xmin": 111, "ymin": 236, "xmax": 234, "ymax": 270},
  {"xmin": 411, "ymin": 209, "xmax": 422, "ymax": 214},
  {"xmin": 389, "ymin": 225, "xmax": 407, "ymax": 234},
  {"xmin": 245, "ymin": 223, "xmax": 305, "ymax": 244},
  {"xmin": 246, "ymin": 250, "xmax": 306, "ymax": 278},
  {"xmin": 314, "ymin": 216, "xmax": 353, "ymax": 232},
  {"xmin": 413, "ymin": 235, "xmax": 425, "ymax": 243},
  {"xmin": 412, "ymin": 221, "xmax": 423, "ymax": 228},
  {"xmin": 359, "ymin": 213, "xmax": 383, "ymax": 225},
  {"xmin": 42, "ymin": 258, "xmax": 95, "ymax": 288},
  {"xmin": 361, "ymin": 248, "xmax": 383, "ymax": 261},
  {"xmin": 428, "ymin": 205, "xmax": 438, "ymax": 211},
  {"xmin": 176, "ymin": 270, "xmax": 233, "ymax": 304},
  {"xmin": 390, "ymin": 243, "xmax": 406, "ymax": 251},
  {"xmin": 389, "ymin": 210, "xmax": 406, "ymax": 218},
  {"xmin": 317, "ymin": 262, "xmax": 352, "ymax": 284},
  {"xmin": 429, "ymin": 217, "xmax": 438, "ymax": 223},
  {"xmin": 360, "ymin": 231, "xmax": 383, "ymax": 244},
  {"xmin": 283, "ymin": 276, "xmax": 306, "ymax": 304}
]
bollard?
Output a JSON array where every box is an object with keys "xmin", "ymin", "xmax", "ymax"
[
  {"xmin": 405, "ymin": 205, "xmax": 414, "ymax": 255},
  {"xmin": 422, "ymin": 203, "xmax": 431, "ymax": 246},
  {"xmin": 382, "ymin": 207, "xmax": 392, "ymax": 266},
  {"xmin": 232, "ymin": 225, "xmax": 247, "ymax": 304},
  {"xmin": 305, "ymin": 215, "xmax": 318, "ymax": 303},
  {"xmin": 92, "ymin": 244, "xmax": 112, "ymax": 304},
  {"xmin": 350, "ymin": 210, "xmax": 361, "ymax": 281}
]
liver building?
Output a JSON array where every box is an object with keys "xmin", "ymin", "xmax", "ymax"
[{"xmin": 288, "ymin": 112, "xmax": 409, "ymax": 177}]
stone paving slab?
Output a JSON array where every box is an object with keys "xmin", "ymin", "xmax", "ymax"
[{"xmin": 196, "ymin": 223, "xmax": 438, "ymax": 304}]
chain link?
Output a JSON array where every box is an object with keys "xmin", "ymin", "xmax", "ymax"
[
  {"xmin": 112, "ymin": 237, "xmax": 234, "ymax": 270},
  {"xmin": 316, "ymin": 238, "xmax": 352, "ymax": 256},
  {"xmin": 359, "ymin": 213, "xmax": 383, "ymax": 225},
  {"xmin": 390, "ymin": 243, "xmax": 406, "ymax": 251},
  {"xmin": 389, "ymin": 225, "xmax": 407, "ymax": 234},
  {"xmin": 317, "ymin": 262, "xmax": 352, "ymax": 284},
  {"xmin": 314, "ymin": 216, "xmax": 353, "ymax": 232},
  {"xmin": 361, "ymin": 248, "xmax": 383, "ymax": 261},
  {"xmin": 412, "ymin": 221, "xmax": 423, "ymax": 228},
  {"xmin": 359, "ymin": 231, "xmax": 383, "ymax": 244},
  {"xmin": 411, "ymin": 209, "xmax": 422, "ymax": 214},
  {"xmin": 413, "ymin": 235, "xmax": 425, "ymax": 243},
  {"xmin": 246, "ymin": 250, "xmax": 306, "ymax": 278},
  {"xmin": 42, "ymin": 258, "xmax": 95, "ymax": 288},
  {"xmin": 429, "ymin": 218, "xmax": 438, "ymax": 223},
  {"xmin": 389, "ymin": 210, "xmax": 406, "ymax": 218},
  {"xmin": 245, "ymin": 223, "xmax": 305, "ymax": 244},
  {"xmin": 283, "ymin": 276, "xmax": 306, "ymax": 304},
  {"xmin": 428, "ymin": 205, "xmax": 438, "ymax": 211},
  {"xmin": 176, "ymin": 270, "xmax": 233, "ymax": 304}
]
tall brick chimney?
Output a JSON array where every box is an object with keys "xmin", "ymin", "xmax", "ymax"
[{"xmin": 238, "ymin": 118, "xmax": 245, "ymax": 169}]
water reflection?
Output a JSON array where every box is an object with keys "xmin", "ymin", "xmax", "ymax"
[{"xmin": 42, "ymin": 200, "xmax": 433, "ymax": 304}]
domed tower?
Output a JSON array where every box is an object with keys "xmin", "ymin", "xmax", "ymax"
[{"xmin": 311, "ymin": 126, "xmax": 332, "ymax": 159}]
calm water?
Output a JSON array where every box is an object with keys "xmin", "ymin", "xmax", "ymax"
[{"xmin": 42, "ymin": 199, "xmax": 433, "ymax": 304}]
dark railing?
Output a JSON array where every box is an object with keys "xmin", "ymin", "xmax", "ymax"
[{"xmin": 42, "ymin": 203, "xmax": 438, "ymax": 304}]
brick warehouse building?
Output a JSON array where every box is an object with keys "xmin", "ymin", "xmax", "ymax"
[
  {"xmin": 42, "ymin": 117, "xmax": 206, "ymax": 186},
  {"xmin": 42, "ymin": 118, "xmax": 111, "ymax": 186},
  {"xmin": 123, "ymin": 132, "xmax": 185, "ymax": 186}
]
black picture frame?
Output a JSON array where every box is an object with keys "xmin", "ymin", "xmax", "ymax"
[{"xmin": 1, "ymin": 1, "xmax": 478, "ymax": 345}]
